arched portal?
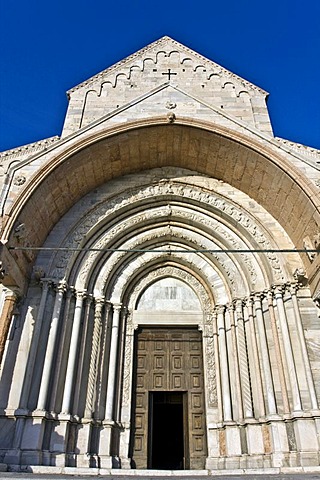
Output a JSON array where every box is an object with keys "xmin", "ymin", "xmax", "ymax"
[
  {"xmin": 1, "ymin": 165, "xmax": 319, "ymax": 471},
  {"xmin": 1, "ymin": 36, "xmax": 320, "ymax": 472}
]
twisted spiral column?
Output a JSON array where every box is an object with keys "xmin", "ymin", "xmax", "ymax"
[
  {"xmin": 235, "ymin": 299, "xmax": 253, "ymax": 418},
  {"xmin": 84, "ymin": 297, "xmax": 104, "ymax": 418},
  {"xmin": 245, "ymin": 297, "xmax": 265, "ymax": 417}
]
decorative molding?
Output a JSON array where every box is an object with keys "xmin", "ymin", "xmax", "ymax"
[
  {"xmin": 13, "ymin": 175, "xmax": 26, "ymax": 186},
  {"xmin": 275, "ymin": 137, "xmax": 320, "ymax": 162},
  {"xmin": 51, "ymin": 182, "xmax": 285, "ymax": 285},
  {"xmin": 0, "ymin": 136, "xmax": 59, "ymax": 164},
  {"xmin": 165, "ymin": 101, "xmax": 176, "ymax": 109},
  {"xmin": 68, "ymin": 36, "xmax": 265, "ymax": 95}
]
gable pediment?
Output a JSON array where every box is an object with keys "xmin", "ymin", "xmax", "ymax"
[{"xmin": 62, "ymin": 36, "xmax": 272, "ymax": 137}]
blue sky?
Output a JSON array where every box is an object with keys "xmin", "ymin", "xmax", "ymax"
[{"xmin": 0, "ymin": 0, "xmax": 319, "ymax": 152}]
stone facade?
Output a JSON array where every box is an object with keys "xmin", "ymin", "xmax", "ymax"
[{"xmin": 0, "ymin": 36, "xmax": 320, "ymax": 473}]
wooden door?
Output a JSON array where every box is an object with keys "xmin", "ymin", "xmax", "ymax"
[{"xmin": 130, "ymin": 327, "xmax": 207, "ymax": 469}]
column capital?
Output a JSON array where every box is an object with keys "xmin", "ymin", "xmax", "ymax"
[
  {"xmin": 226, "ymin": 302, "xmax": 235, "ymax": 312},
  {"xmin": 215, "ymin": 304, "xmax": 225, "ymax": 315},
  {"xmin": 112, "ymin": 303, "xmax": 122, "ymax": 312},
  {"xmin": 288, "ymin": 282, "xmax": 299, "ymax": 295},
  {"xmin": 233, "ymin": 298, "xmax": 244, "ymax": 310},
  {"xmin": 0, "ymin": 261, "xmax": 6, "ymax": 281},
  {"xmin": 252, "ymin": 291, "xmax": 265, "ymax": 302},
  {"xmin": 85, "ymin": 294, "xmax": 93, "ymax": 306},
  {"xmin": 244, "ymin": 296, "xmax": 254, "ymax": 308},
  {"xmin": 94, "ymin": 296, "xmax": 105, "ymax": 305},
  {"xmin": 39, "ymin": 278, "xmax": 53, "ymax": 289},
  {"xmin": 272, "ymin": 284, "xmax": 285, "ymax": 297},
  {"xmin": 74, "ymin": 289, "xmax": 87, "ymax": 300},
  {"xmin": 55, "ymin": 278, "xmax": 68, "ymax": 293},
  {"xmin": 3, "ymin": 286, "xmax": 20, "ymax": 300}
]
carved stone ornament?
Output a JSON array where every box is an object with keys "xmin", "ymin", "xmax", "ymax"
[
  {"xmin": 13, "ymin": 175, "xmax": 26, "ymax": 186},
  {"xmin": 313, "ymin": 291, "xmax": 320, "ymax": 317},
  {"xmin": 292, "ymin": 268, "xmax": 308, "ymax": 286},
  {"xmin": 165, "ymin": 101, "xmax": 176, "ymax": 109},
  {"xmin": 0, "ymin": 261, "xmax": 6, "ymax": 280},
  {"xmin": 166, "ymin": 112, "xmax": 176, "ymax": 123},
  {"xmin": 313, "ymin": 232, "xmax": 320, "ymax": 251},
  {"xmin": 303, "ymin": 236, "xmax": 316, "ymax": 262},
  {"xmin": 33, "ymin": 266, "xmax": 46, "ymax": 283},
  {"xmin": 51, "ymin": 182, "xmax": 285, "ymax": 283},
  {"xmin": 13, "ymin": 222, "xmax": 27, "ymax": 241}
]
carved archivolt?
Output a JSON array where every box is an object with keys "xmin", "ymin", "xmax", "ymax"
[
  {"xmin": 107, "ymin": 248, "xmax": 229, "ymax": 305},
  {"xmin": 50, "ymin": 182, "xmax": 285, "ymax": 285},
  {"xmin": 75, "ymin": 207, "xmax": 257, "ymax": 292}
]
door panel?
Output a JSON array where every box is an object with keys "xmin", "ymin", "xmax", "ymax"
[{"xmin": 130, "ymin": 327, "xmax": 207, "ymax": 469}]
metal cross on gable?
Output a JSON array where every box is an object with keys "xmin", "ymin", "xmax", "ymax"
[{"xmin": 162, "ymin": 69, "xmax": 177, "ymax": 81}]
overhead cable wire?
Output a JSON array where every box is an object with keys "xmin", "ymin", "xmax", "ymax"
[{"xmin": 7, "ymin": 246, "xmax": 319, "ymax": 254}]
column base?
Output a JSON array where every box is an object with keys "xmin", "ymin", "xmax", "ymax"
[{"xmin": 98, "ymin": 455, "xmax": 113, "ymax": 469}]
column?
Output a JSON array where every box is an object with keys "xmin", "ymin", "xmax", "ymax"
[
  {"xmin": 289, "ymin": 284, "xmax": 318, "ymax": 410},
  {"xmin": 212, "ymin": 310, "xmax": 223, "ymax": 421},
  {"xmin": 245, "ymin": 298, "xmax": 265, "ymax": 417},
  {"xmin": 0, "ymin": 287, "xmax": 19, "ymax": 366},
  {"xmin": 266, "ymin": 290, "xmax": 290, "ymax": 413},
  {"xmin": 73, "ymin": 295, "xmax": 93, "ymax": 415},
  {"xmin": 216, "ymin": 305, "xmax": 232, "ymax": 421},
  {"xmin": 49, "ymin": 287, "xmax": 74, "ymax": 411},
  {"xmin": 105, "ymin": 304, "xmax": 122, "ymax": 420},
  {"xmin": 85, "ymin": 297, "xmax": 104, "ymax": 418},
  {"xmin": 20, "ymin": 279, "xmax": 51, "ymax": 407},
  {"xmin": 253, "ymin": 293, "xmax": 277, "ymax": 415},
  {"xmin": 235, "ymin": 299, "xmax": 253, "ymax": 418},
  {"xmin": 273, "ymin": 285, "xmax": 302, "ymax": 412},
  {"xmin": 227, "ymin": 304, "xmax": 243, "ymax": 419},
  {"xmin": 37, "ymin": 279, "xmax": 66, "ymax": 411},
  {"xmin": 61, "ymin": 289, "xmax": 86, "ymax": 414}
]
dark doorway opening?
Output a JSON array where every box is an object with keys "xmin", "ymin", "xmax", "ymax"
[{"xmin": 149, "ymin": 391, "xmax": 186, "ymax": 470}]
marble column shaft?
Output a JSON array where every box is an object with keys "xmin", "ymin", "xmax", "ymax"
[
  {"xmin": 245, "ymin": 298, "xmax": 265, "ymax": 417},
  {"xmin": 0, "ymin": 288, "xmax": 19, "ymax": 366},
  {"xmin": 20, "ymin": 280, "xmax": 51, "ymax": 407},
  {"xmin": 61, "ymin": 290, "xmax": 86, "ymax": 414},
  {"xmin": 216, "ymin": 305, "xmax": 232, "ymax": 421},
  {"xmin": 105, "ymin": 304, "xmax": 122, "ymax": 421},
  {"xmin": 273, "ymin": 286, "xmax": 302, "ymax": 412},
  {"xmin": 253, "ymin": 294, "xmax": 277, "ymax": 415},
  {"xmin": 235, "ymin": 300, "xmax": 253, "ymax": 418},
  {"xmin": 73, "ymin": 295, "xmax": 93, "ymax": 415},
  {"xmin": 227, "ymin": 304, "xmax": 243, "ymax": 419},
  {"xmin": 37, "ymin": 280, "xmax": 66, "ymax": 411},
  {"xmin": 266, "ymin": 290, "xmax": 290, "ymax": 413},
  {"xmin": 289, "ymin": 285, "xmax": 318, "ymax": 410}
]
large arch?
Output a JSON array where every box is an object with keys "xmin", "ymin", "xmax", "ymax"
[{"xmin": 2, "ymin": 121, "xmax": 320, "ymax": 293}]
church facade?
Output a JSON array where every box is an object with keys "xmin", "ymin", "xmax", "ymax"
[{"xmin": 0, "ymin": 37, "xmax": 320, "ymax": 473}]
